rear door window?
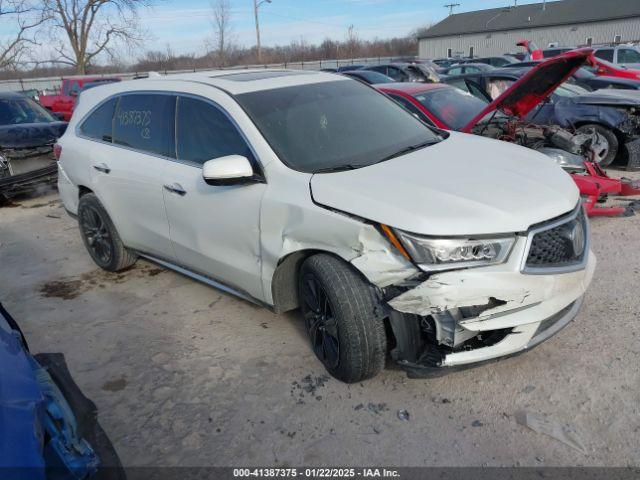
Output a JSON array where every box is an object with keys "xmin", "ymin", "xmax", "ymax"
[
  {"xmin": 447, "ymin": 66, "xmax": 463, "ymax": 75},
  {"xmin": 617, "ymin": 48, "xmax": 640, "ymax": 63},
  {"xmin": 594, "ymin": 49, "xmax": 614, "ymax": 62},
  {"xmin": 113, "ymin": 94, "xmax": 176, "ymax": 158},
  {"xmin": 175, "ymin": 96, "xmax": 255, "ymax": 166},
  {"xmin": 79, "ymin": 97, "xmax": 117, "ymax": 142}
]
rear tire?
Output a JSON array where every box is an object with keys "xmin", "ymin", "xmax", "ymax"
[
  {"xmin": 77, "ymin": 193, "xmax": 137, "ymax": 272},
  {"xmin": 577, "ymin": 124, "xmax": 619, "ymax": 167},
  {"xmin": 298, "ymin": 254, "xmax": 386, "ymax": 383}
]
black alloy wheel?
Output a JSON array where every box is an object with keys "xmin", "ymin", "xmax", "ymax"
[
  {"xmin": 300, "ymin": 272, "xmax": 340, "ymax": 369},
  {"xmin": 80, "ymin": 205, "xmax": 113, "ymax": 266}
]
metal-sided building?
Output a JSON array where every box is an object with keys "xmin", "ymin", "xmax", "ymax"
[{"xmin": 418, "ymin": 0, "xmax": 640, "ymax": 59}]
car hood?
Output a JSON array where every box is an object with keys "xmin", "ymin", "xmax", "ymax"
[
  {"xmin": 461, "ymin": 49, "xmax": 592, "ymax": 133},
  {"xmin": 0, "ymin": 121, "xmax": 67, "ymax": 149},
  {"xmin": 310, "ymin": 132, "xmax": 579, "ymax": 236},
  {"xmin": 572, "ymin": 88, "xmax": 640, "ymax": 106}
]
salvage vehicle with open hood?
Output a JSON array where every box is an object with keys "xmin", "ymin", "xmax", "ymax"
[
  {"xmin": 56, "ymin": 70, "xmax": 594, "ymax": 381},
  {"xmin": 445, "ymin": 61, "xmax": 640, "ymax": 169},
  {"xmin": 0, "ymin": 92, "xmax": 67, "ymax": 203},
  {"xmin": 379, "ymin": 50, "xmax": 640, "ymax": 217}
]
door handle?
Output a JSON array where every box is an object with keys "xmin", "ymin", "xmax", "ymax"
[
  {"xmin": 93, "ymin": 163, "xmax": 111, "ymax": 174},
  {"xmin": 164, "ymin": 183, "xmax": 187, "ymax": 196}
]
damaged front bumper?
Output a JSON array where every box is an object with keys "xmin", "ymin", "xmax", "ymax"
[
  {"xmin": 379, "ymin": 220, "xmax": 595, "ymax": 378},
  {"xmin": 0, "ymin": 146, "xmax": 58, "ymax": 199}
]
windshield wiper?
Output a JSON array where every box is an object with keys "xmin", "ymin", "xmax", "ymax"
[
  {"xmin": 377, "ymin": 139, "xmax": 439, "ymax": 163},
  {"xmin": 313, "ymin": 164, "xmax": 359, "ymax": 174}
]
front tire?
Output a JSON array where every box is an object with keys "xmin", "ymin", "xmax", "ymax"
[
  {"xmin": 577, "ymin": 124, "xmax": 619, "ymax": 167},
  {"xmin": 298, "ymin": 254, "xmax": 386, "ymax": 383},
  {"xmin": 77, "ymin": 193, "xmax": 137, "ymax": 272}
]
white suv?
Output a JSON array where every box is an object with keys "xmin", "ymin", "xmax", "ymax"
[{"xmin": 57, "ymin": 70, "xmax": 595, "ymax": 382}]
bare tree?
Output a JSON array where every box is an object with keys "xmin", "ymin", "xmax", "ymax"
[
  {"xmin": 43, "ymin": 0, "xmax": 151, "ymax": 74},
  {"xmin": 0, "ymin": 1, "xmax": 47, "ymax": 70},
  {"xmin": 208, "ymin": 0, "xmax": 233, "ymax": 66},
  {"xmin": 345, "ymin": 24, "xmax": 358, "ymax": 59}
]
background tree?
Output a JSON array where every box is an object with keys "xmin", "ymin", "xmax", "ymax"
[
  {"xmin": 208, "ymin": 0, "xmax": 233, "ymax": 66},
  {"xmin": 0, "ymin": 0, "xmax": 46, "ymax": 70},
  {"xmin": 44, "ymin": 0, "xmax": 151, "ymax": 74},
  {"xmin": 345, "ymin": 24, "xmax": 359, "ymax": 59}
]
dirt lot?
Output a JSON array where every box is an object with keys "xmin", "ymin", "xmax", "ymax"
[{"xmin": 1, "ymin": 185, "xmax": 639, "ymax": 468}]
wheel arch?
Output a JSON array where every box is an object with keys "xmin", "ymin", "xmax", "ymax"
[
  {"xmin": 271, "ymin": 248, "xmax": 378, "ymax": 314},
  {"xmin": 78, "ymin": 185, "xmax": 93, "ymax": 197}
]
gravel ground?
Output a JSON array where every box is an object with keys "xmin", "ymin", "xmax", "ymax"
[{"xmin": 1, "ymin": 178, "xmax": 639, "ymax": 468}]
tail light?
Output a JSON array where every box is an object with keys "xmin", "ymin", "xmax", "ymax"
[{"xmin": 53, "ymin": 143, "xmax": 62, "ymax": 161}]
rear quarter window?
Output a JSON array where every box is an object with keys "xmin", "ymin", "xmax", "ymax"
[
  {"xmin": 113, "ymin": 94, "xmax": 176, "ymax": 158},
  {"xmin": 79, "ymin": 97, "xmax": 117, "ymax": 142}
]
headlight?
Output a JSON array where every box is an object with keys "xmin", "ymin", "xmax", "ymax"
[
  {"xmin": 537, "ymin": 148, "xmax": 586, "ymax": 173},
  {"xmin": 389, "ymin": 228, "xmax": 515, "ymax": 272}
]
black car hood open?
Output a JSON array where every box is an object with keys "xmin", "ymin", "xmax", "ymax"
[
  {"xmin": 0, "ymin": 121, "xmax": 67, "ymax": 149},
  {"xmin": 460, "ymin": 48, "xmax": 592, "ymax": 133},
  {"xmin": 572, "ymin": 89, "xmax": 640, "ymax": 107}
]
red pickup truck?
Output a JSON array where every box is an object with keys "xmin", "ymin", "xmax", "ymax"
[{"xmin": 39, "ymin": 77, "xmax": 120, "ymax": 121}]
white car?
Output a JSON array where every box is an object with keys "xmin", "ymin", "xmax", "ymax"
[{"xmin": 57, "ymin": 70, "xmax": 595, "ymax": 382}]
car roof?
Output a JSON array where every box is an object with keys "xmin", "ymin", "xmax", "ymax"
[
  {"xmin": 376, "ymin": 82, "xmax": 449, "ymax": 95},
  {"xmin": 0, "ymin": 91, "xmax": 30, "ymax": 99},
  {"xmin": 449, "ymin": 63, "xmax": 491, "ymax": 68},
  {"xmin": 119, "ymin": 69, "xmax": 349, "ymax": 96}
]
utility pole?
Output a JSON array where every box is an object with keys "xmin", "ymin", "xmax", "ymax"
[
  {"xmin": 253, "ymin": 0, "xmax": 272, "ymax": 64},
  {"xmin": 444, "ymin": 3, "xmax": 460, "ymax": 15}
]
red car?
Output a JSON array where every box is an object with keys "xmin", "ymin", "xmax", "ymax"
[
  {"xmin": 39, "ymin": 77, "xmax": 104, "ymax": 121},
  {"xmin": 377, "ymin": 49, "xmax": 640, "ymax": 217}
]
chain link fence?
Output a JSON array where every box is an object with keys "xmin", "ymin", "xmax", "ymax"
[{"xmin": 0, "ymin": 56, "xmax": 407, "ymax": 94}]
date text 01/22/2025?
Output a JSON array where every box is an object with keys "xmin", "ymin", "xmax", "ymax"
[{"xmin": 232, "ymin": 468, "xmax": 401, "ymax": 478}]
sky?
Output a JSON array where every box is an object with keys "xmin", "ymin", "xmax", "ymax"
[
  {"xmin": 0, "ymin": 0, "xmax": 546, "ymax": 62},
  {"xmin": 137, "ymin": 0, "xmax": 543, "ymax": 56}
]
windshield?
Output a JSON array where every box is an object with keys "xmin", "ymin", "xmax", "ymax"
[
  {"xmin": 236, "ymin": 80, "xmax": 440, "ymax": 173},
  {"xmin": 413, "ymin": 87, "xmax": 488, "ymax": 130},
  {"xmin": 0, "ymin": 96, "xmax": 56, "ymax": 126}
]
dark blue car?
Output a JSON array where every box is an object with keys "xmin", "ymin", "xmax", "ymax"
[
  {"xmin": 0, "ymin": 92, "xmax": 67, "ymax": 203},
  {"xmin": 0, "ymin": 303, "xmax": 124, "ymax": 479}
]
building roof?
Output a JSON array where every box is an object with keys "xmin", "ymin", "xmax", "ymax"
[{"xmin": 418, "ymin": 0, "xmax": 640, "ymax": 39}]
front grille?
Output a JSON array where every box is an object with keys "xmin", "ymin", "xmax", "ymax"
[{"xmin": 525, "ymin": 208, "xmax": 587, "ymax": 270}]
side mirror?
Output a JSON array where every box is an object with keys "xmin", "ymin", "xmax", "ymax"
[{"xmin": 202, "ymin": 155, "xmax": 256, "ymax": 186}]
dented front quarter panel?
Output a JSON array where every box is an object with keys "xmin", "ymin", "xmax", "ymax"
[{"xmin": 258, "ymin": 162, "xmax": 419, "ymax": 305}]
